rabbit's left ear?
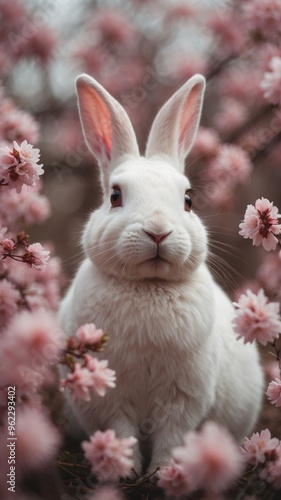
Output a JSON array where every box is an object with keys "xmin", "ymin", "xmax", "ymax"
[
  {"xmin": 145, "ymin": 74, "xmax": 206, "ymax": 172},
  {"xmin": 76, "ymin": 74, "xmax": 139, "ymax": 188}
]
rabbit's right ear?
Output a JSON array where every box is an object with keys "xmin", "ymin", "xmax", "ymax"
[
  {"xmin": 76, "ymin": 74, "xmax": 139, "ymax": 189},
  {"xmin": 145, "ymin": 74, "xmax": 205, "ymax": 173}
]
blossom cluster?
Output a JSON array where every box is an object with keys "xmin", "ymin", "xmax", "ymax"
[
  {"xmin": 82, "ymin": 429, "xmax": 137, "ymax": 481},
  {"xmin": 241, "ymin": 429, "xmax": 281, "ymax": 490},
  {"xmin": 0, "ymin": 67, "xmax": 78, "ymax": 500},
  {"xmin": 158, "ymin": 421, "xmax": 244, "ymax": 496},
  {"xmin": 60, "ymin": 323, "xmax": 116, "ymax": 400},
  {"xmin": 0, "ymin": 93, "xmax": 66, "ymax": 498}
]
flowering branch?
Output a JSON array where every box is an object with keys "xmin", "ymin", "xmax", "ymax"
[
  {"xmin": 0, "ymin": 231, "xmax": 50, "ymax": 271},
  {"xmin": 59, "ymin": 324, "xmax": 116, "ymax": 400}
]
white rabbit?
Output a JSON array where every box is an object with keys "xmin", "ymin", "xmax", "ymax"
[{"xmin": 59, "ymin": 73, "xmax": 264, "ymax": 475}]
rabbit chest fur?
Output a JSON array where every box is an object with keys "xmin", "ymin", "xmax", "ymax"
[{"xmin": 59, "ymin": 73, "xmax": 264, "ymax": 474}]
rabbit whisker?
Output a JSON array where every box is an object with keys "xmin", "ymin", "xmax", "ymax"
[
  {"xmin": 105, "ymin": 254, "xmax": 124, "ymax": 279},
  {"xmin": 207, "ymin": 252, "xmax": 245, "ymax": 290},
  {"xmin": 208, "ymin": 240, "xmax": 246, "ymax": 262}
]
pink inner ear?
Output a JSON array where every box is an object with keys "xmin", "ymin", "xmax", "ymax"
[
  {"xmin": 82, "ymin": 86, "xmax": 113, "ymax": 160},
  {"xmin": 179, "ymin": 84, "xmax": 201, "ymax": 154}
]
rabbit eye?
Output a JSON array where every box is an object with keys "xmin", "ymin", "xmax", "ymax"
[
  {"xmin": 110, "ymin": 186, "xmax": 122, "ymax": 207},
  {"xmin": 184, "ymin": 192, "xmax": 192, "ymax": 211}
]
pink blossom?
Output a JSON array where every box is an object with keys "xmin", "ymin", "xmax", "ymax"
[
  {"xmin": 192, "ymin": 127, "xmax": 220, "ymax": 159},
  {"xmin": 233, "ymin": 289, "xmax": 281, "ymax": 346},
  {"xmin": 61, "ymin": 363, "xmax": 93, "ymax": 401},
  {"xmin": 9, "ymin": 309, "xmax": 66, "ymax": 360},
  {"xmin": 16, "ymin": 407, "xmax": 61, "ymax": 473},
  {"xmin": 159, "ymin": 422, "xmax": 243, "ymax": 495},
  {"xmin": 266, "ymin": 378, "xmax": 281, "ymax": 406},
  {"xmin": 14, "ymin": 27, "xmax": 57, "ymax": 65},
  {"xmin": 239, "ymin": 198, "xmax": 281, "ymax": 250},
  {"xmin": 0, "ymin": 237, "xmax": 15, "ymax": 254},
  {"xmin": 62, "ymin": 354, "xmax": 116, "ymax": 400},
  {"xmin": 260, "ymin": 57, "xmax": 281, "ymax": 105},
  {"xmin": 243, "ymin": 0, "xmax": 281, "ymax": 39},
  {"xmin": 218, "ymin": 65, "xmax": 262, "ymax": 103},
  {"xmin": 0, "ymin": 87, "xmax": 39, "ymax": 144},
  {"xmin": 207, "ymin": 10, "xmax": 245, "ymax": 54},
  {"xmin": 170, "ymin": 56, "xmax": 207, "ymax": 83},
  {"xmin": 22, "ymin": 191, "xmax": 51, "ymax": 225},
  {"xmin": 203, "ymin": 182, "xmax": 234, "ymax": 211},
  {"xmin": 82, "ymin": 429, "xmax": 137, "ymax": 481},
  {"xmin": 158, "ymin": 460, "xmax": 193, "ymax": 497},
  {"xmin": 0, "ymin": 108, "xmax": 39, "ymax": 145},
  {"xmin": 241, "ymin": 429, "xmax": 279, "ymax": 465},
  {"xmin": 6, "ymin": 254, "xmax": 63, "ymax": 311},
  {"xmin": 24, "ymin": 283, "xmax": 49, "ymax": 311},
  {"xmin": 73, "ymin": 43, "xmax": 105, "ymax": 75},
  {"xmin": 181, "ymin": 422, "xmax": 243, "ymax": 493},
  {"xmin": 35, "ymin": 255, "xmax": 64, "ymax": 308},
  {"xmin": 259, "ymin": 444, "xmax": 281, "ymax": 488},
  {"xmin": 0, "ymin": 140, "xmax": 43, "ymax": 192},
  {"xmin": 91, "ymin": 9, "xmax": 136, "ymax": 47},
  {"xmin": 76, "ymin": 323, "xmax": 104, "ymax": 347},
  {"xmin": 24, "ymin": 242, "xmax": 50, "ymax": 270},
  {"xmin": 84, "ymin": 355, "xmax": 116, "ymax": 396},
  {"xmin": 0, "ymin": 185, "xmax": 50, "ymax": 231},
  {"xmin": 0, "ymin": 278, "xmax": 21, "ymax": 328},
  {"xmin": 208, "ymin": 144, "xmax": 252, "ymax": 185},
  {"xmin": 0, "ymin": 0, "xmax": 27, "ymax": 29},
  {"xmin": 0, "ymin": 310, "xmax": 65, "ymax": 390},
  {"xmin": 40, "ymin": 279, "xmax": 60, "ymax": 311},
  {"xmin": 214, "ymin": 98, "xmax": 248, "ymax": 134}
]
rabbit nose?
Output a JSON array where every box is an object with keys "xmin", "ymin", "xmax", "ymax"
[{"xmin": 144, "ymin": 231, "xmax": 171, "ymax": 244}]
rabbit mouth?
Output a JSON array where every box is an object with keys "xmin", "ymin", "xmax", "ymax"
[{"xmin": 145, "ymin": 254, "xmax": 169, "ymax": 265}]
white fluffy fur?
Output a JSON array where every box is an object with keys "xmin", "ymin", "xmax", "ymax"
[{"xmin": 59, "ymin": 73, "xmax": 264, "ymax": 475}]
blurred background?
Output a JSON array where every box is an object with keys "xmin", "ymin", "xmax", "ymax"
[{"xmin": 1, "ymin": 0, "xmax": 281, "ymax": 297}]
